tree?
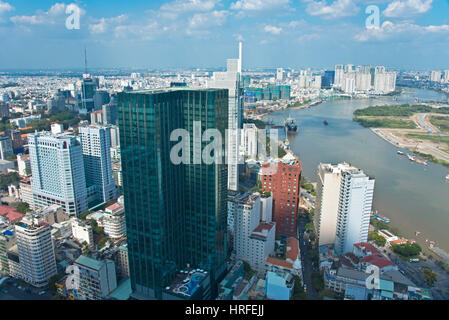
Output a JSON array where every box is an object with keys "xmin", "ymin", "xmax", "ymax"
[
  {"xmin": 422, "ymin": 268, "xmax": 437, "ymax": 287},
  {"xmin": 392, "ymin": 242, "xmax": 422, "ymax": 258},
  {"xmin": 311, "ymin": 272, "xmax": 324, "ymax": 291},
  {"xmin": 0, "ymin": 172, "xmax": 20, "ymax": 190},
  {"xmin": 16, "ymin": 202, "xmax": 30, "ymax": 214},
  {"xmin": 292, "ymin": 275, "xmax": 307, "ymax": 300},
  {"xmin": 242, "ymin": 261, "xmax": 256, "ymax": 280},
  {"xmin": 48, "ymin": 273, "xmax": 65, "ymax": 292}
]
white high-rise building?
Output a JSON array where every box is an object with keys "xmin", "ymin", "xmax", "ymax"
[
  {"xmin": 28, "ymin": 132, "xmax": 88, "ymax": 217},
  {"xmin": 15, "ymin": 216, "xmax": 57, "ymax": 287},
  {"xmin": 315, "ymin": 163, "xmax": 375, "ymax": 255},
  {"xmin": 79, "ymin": 126, "xmax": 116, "ymax": 204},
  {"xmin": 334, "ymin": 65, "xmax": 344, "ymax": 88},
  {"xmin": 335, "ymin": 165, "xmax": 375, "ymax": 254},
  {"xmin": 241, "ymin": 123, "xmax": 258, "ymax": 160},
  {"xmin": 355, "ymin": 70, "xmax": 372, "ymax": 91},
  {"xmin": 276, "ymin": 68, "xmax": 285, "ymax": 82},
  {"xmin": 431, "ymin": 70, "xmax": 442, "ymax": 83},
  {"xmin": 374, "ymin": 66, "xmax": 396, "ymax": 94},
  {"xmin": 316, "ymin": 163, "xmax": 343, "ymax": 247},
  {"xmin": 233, "ymin": 192, "xmax": 276, "ymax": 273},
  {"xmin": 103, "ymin": 202, "xmax": 126, "ymax": 239},
  {"xmin": 344, "ymin": 76, "xmax": 356, "ymax": 94},
  {"xmin": 208, "ymin": 42, "xmax": 243, "ymax": 191}
]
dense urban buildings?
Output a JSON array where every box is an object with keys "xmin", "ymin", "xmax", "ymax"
[
  {"xmin": 118, "ymin": 88, "xmax": 228, "ymax": 299},
  {"xmin": 333, "ymin": 64, "xmax": 396, "ymax": 94}
]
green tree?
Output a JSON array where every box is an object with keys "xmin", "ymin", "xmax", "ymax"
[
  {"xmin": 16, "ymin": 202, "xmax": 31, "ymax": 214},
  {"xmin": 0, "ymin": 172, "xmax": 20, "ymax": 190},
  {"xmin": 292, "ymin": 275, "xmax": 307, "ymax": 300},
  {"xmin": 422, "ymin": 268, "xmax": 438, "ymax": 287},
  {"xmin": 392, "ymin": 242, "xmax": 422, "ymax": 258},
  {"xmin": 311, "ymin": 272, "xmax": 324, "ymax": 291}
]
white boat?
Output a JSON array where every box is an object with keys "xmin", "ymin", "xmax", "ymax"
[
  {"xmin": 446, "ymin": 174, "xmax": 449, "ymax": 180},
  {"xmin": 397, "ymin": 151, "xmax": 404, "ymax": 156},
  {"xmin": 407, "ymin": 154, "xmax": 415, "ymax": 161}
]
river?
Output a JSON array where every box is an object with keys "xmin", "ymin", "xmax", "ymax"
[{"xmin": 265, "ymin": 88, "xmax": 449, "ymax": 252}]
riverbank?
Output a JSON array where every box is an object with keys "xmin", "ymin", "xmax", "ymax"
[{"xmin": 353, "ymin": 104, "xmax": 449, "ymax": 167}]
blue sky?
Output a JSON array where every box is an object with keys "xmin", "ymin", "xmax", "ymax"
[{"xmin": 0, "ymin": 0, "xmax": 448, "ymax": 70}]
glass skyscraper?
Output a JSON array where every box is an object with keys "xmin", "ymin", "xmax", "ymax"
[{"xmin": 118, "ymin": 88, "xmax": 228, "ymax": 300}]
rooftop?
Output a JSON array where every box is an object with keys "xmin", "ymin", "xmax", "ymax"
[
  {"xmin": 165, "ymin": 268, "xmax": 209, "ymax": 298},
  {"xmin": 75, "ymin": 255, "xmax": 106, "ymax": 271}
]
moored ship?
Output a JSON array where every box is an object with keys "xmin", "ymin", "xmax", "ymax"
[{"xmin": 285, "ymin": 117, "xmax": 298, "ymax": 133}]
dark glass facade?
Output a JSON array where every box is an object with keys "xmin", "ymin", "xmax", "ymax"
[{"xmin": 118, "ymin": 88, "xmax": 228, "ymax": 299}]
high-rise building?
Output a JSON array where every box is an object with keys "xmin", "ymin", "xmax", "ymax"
[
  {"xmin": 103, "ymin": 202, "xmax": 126, "ymax": 239},
  {"xmin": 374, "ymin": 67, "xmax": 397, "ymax": 93},
  {"xmin": 81, "ymin": 75, "xmax": 97, "ymax": 112},
  {"xmin": 315, "ymin": 163, "xmax": 375, "ymax": 254},
  {"xmin": 208, "ymin": 42, "xmax": 243, "ymax": 191},
  {"xmin": 315, "ymin": 163, "xmax": 345, "ymax": 247},
  {"xmin": 240, "ymin": 123, "xmax": 258, "ymax": 160},
  {"xmin": 431, "ymin": 70, "xmax": 442, "ymax": 83},
  {"xmin": 28, "ymin": 132, "xmax": 88, "ymax": 216},
  {"xmin": 322, "ymin": 71, "xmax": 335, "ymax": 89},
  {"xmin": 232, "ymin": 192, "xmax": 275, "ymax": 273},
  {"xmin": 79, "ymin": 125, "xmax": 116, "ymax": 205},
  {"xmin": 334, "ymin": 65, "xmax": 344, "ymax": 88},
  {"xmin": 118, "ymin": 88, "xmax": 228, "ymax": 299},
  {"xmin": 259, "ymin": 155, "xmax": 302, "ymax": 237},
  {"xmin": 15, "ymin": 216, "xmax": 57, "ymax": 287},
  {"xmin": 0, "ymin": 229, "xmax": 15, "ymax": 275},
  {"xmin": 74, "ymin": 255, "xmax": 117, "ymax": 300},
  {"xmin": 276, "ymin": 68, "xmax": 285, "ymax": 82},
  {"xmin": 335, "ymin": 166, "xmax": 375, "ymax": 254},
  {"xmin": 9, "ymin": 129, "xmax": 24, "ymax": 153},
  {"xmin": 0, "ymin": 135, "xmax": 13, "ymax": 160}
]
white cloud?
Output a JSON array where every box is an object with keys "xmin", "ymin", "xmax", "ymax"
[
  {"xmin": 89, "ymin": 15, "xmax": 127, "ymax": 34},
  {"xmin": 355, "ymin": 20, "xmax": 449, "ymax": 41},
  {"xmin": 10, "ymin": 3, "xmax": 85, "ymax": 25},
  {"xmin": 297, "ymin": 33, "xmax": 320, "ymax": 41},
  {"xmin": 0, "ymin": 1, "xmax": 13, "ymax": 14},
  {"xmin": 231, "ymin": 0, "xmax": 290, "ymax": 11},
  {"xmin": 159, "ymin": 0, "xmax": 220, "ymax": 19},
  {"xmin": 186, "ymin": 10, "xmax": 229, "ymax": 36},
  {"xmin": 383, "ymin": 0, "xmax": 432, "ymax": 18},
  {"xmin": 264, "ymin": 24, "xmax": 282, "ymax": 35},
  {"xmin": 114, "ymin": 21, "xmax": 161, "ymax": 41},
  {"xmin": 188, "ymin": 10, "xmax": 228, "ymax": 28},
  {"xmin": 304, "ymin": 0, "xmax": 360, "ymax": 19}
]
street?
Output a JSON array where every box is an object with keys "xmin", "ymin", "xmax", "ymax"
[
  {"xmin": 298, "ymin": 218, "xmax": 319, "ymax": 300},
  {"xmin": 0, "ymin": 279, "xmax": 53, "ymax": 300}
]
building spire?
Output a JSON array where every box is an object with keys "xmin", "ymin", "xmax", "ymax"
[
  {"xmin": 238, "ymin": 41, "xmax": 242, "ymax": 73},
  {"xmin": 84, "ymin": 46, "xmax": 88, "ymax": 75}
]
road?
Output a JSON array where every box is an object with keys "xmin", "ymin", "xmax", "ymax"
[
  {"xmin": 298, "ymin": 218, "xmax": 319, "ymax": 300},
  {"xmin": 0, "ymin": 279, "xmax": 53, "ymax": 300}
]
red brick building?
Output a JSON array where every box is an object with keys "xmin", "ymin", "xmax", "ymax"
[{"xmin": 259, "ymin": 156, "xmax": 302, "ymax": 237}]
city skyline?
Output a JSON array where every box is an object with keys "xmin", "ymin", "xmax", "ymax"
[{"xmin": 0, "ymin": 0, "xmax": 448, "ymax": 70}]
